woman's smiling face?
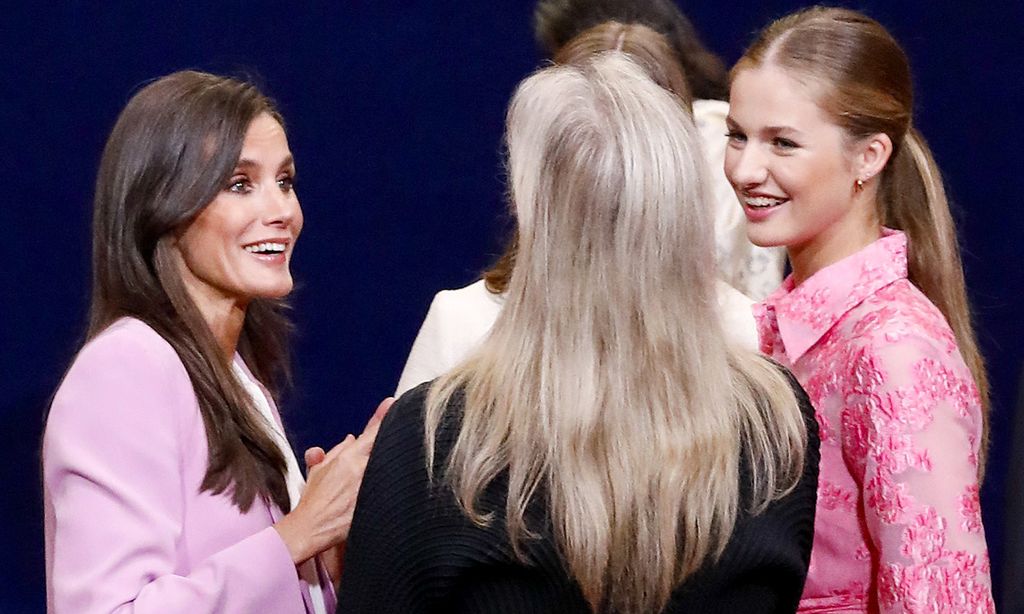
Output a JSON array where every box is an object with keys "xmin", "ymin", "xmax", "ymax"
[
  {"xmin": 723, "ymin": 63, "xmax": 864, "ymax": 258},
  {"xmin": 173, "ymin": 112, "xmax": 303, "ymax": 311}
]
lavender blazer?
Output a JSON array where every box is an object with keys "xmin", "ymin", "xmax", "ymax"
[{"xmin": 43, "ymin": 318, "xmax": 335, "ymax": 613}]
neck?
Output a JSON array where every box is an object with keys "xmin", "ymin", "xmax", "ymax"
[
  {"xmin": 191, "ymin": 293, "xmax": 248, "ymax": 362},
  {"xmin": 789, "ymin": 197, "xmax": 882, "ymax": 287},
  {"xmin": 170, "ymin": 248, "xmax": 249, "ymax": 362},
  {"xmin": 208, "ymin": 303, "xmax": 247, "ymax": 361}
]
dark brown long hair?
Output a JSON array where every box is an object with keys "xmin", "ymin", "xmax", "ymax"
[
  {"xmin": 533, "ymin": 0, "xmax": 728, "ymax": 100},
  {"xmin": 88, "ymin": 70, "xmax": 292, "ymax": 512},
  {"xmin": 734, "ymin": 7, "xmax": 990, "ymax": 469}
]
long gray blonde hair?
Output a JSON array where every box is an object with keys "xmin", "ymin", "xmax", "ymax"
[{"xmin": 425, "ymin": 54, "xmax": 806, "ymax": 613}]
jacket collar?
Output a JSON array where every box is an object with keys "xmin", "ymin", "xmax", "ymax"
[{"xmin": 754, "ymin": 228, "xmax": 908, "ymax": 363}]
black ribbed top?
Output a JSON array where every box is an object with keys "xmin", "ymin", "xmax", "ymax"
[{"xmin": 338, "ymin": 374, "xmax": 819, "ymax": 614}]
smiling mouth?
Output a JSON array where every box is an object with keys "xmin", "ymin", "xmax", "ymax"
[
  {"xmin": 744, "ymin": 195, "xmax": 788, "ymax": 209},
  {"xmin": 243, "ymin": 242, "xmax": 287, "ymax": 255}
]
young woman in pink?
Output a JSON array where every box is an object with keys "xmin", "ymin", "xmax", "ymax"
[{"xmin": 724, "ymin": 7, "xmax": 993, "ymax": 613}]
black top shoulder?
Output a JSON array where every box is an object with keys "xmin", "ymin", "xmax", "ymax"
[{"xmin": 339, "ymin": 377, "xmax": 819, "ymax": 613}]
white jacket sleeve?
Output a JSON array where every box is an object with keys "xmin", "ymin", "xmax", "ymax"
[{"xmin": 395, "ymin": 281, "xmax": 504, "ymax": 397}]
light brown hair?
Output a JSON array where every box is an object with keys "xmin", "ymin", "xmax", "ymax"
[
  {"xmin": 87, "ymin": 70, "xmax": 293, "ymax": 512},
  {"xmin": 734, "ymin": 6, "xmax": 990, "ymax": 468},
  {"xmin": 555, "ymin": 21, "xmax": 692, "ymax": 105},
  {"xmin": 533, "ymin": 0, "xmax": 728, "ymax": 100}
]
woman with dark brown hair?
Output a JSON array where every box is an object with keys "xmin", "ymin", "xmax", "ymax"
[{"xmin": 42, "ymin": 70, "xmax": 388, "ymax": 613}]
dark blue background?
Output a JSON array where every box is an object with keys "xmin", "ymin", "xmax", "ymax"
[{"xmin": 4, "ymin": 2, "xmax": 1022, "ymax": 611}]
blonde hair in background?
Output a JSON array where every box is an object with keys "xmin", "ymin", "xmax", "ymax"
[
  {"xmin": 426, "ymin": 54, "xmax": 807, "ymax": 613},
  {"xmin": 734, "ymin": 6, "xmax": 990, "ymax": 472}
]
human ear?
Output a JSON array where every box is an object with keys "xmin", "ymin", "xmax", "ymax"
[{"xmin": 854, "ymin": 132, "xmax": 893, "ymax": 185}]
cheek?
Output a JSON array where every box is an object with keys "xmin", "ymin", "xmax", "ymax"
[
  {"xmin": 191, "ymin": 223, "xmax": 233, "ymax": 258},
  {"xmin": 722, "ymin": 149, "xmax": 738, "ymax": 184},
  {"xmin": 178, "ymin": 223, "xmax": 212, "ymax": 263},
  {"xmin": 810, "ymin": 159, "xmax": 856, "ymax": 206},
  {"xmin": 178, "ymin": 213, "xmax": 245, "ymax": 275},
  {"xmin": 772, "ymin": 155, "xmax": 837, "ymax": 198}
]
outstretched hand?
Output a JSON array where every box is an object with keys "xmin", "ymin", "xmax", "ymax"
[
  {"xmin": 274, "ymin": 396, "xmax": 395, "ymax": 565},
  {"xmin": 303, "ymin": 394, "xmax": 392, "ymax": 471}
]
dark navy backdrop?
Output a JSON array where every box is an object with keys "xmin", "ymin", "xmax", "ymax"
[{"xmin": 4, "ymin": 2, "xmax": 1022, "ymax": 611}]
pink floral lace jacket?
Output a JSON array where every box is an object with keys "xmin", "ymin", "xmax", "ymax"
[{"xmin": 754, "ymin": 230, "xmax": 993, "ymax": 613}]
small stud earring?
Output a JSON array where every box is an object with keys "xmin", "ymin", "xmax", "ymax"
[{"xmin": 854, "ymin": 178, "xmax": 865, "ymax": 192}]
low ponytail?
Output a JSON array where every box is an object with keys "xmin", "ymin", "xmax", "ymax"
[
  {"xmin": 735, "ymin": 6, "xmax": 991, "ymax": 476},
  {"xmin": 881, "ymin": 127, "xmax": 990, "ymax": 474}
]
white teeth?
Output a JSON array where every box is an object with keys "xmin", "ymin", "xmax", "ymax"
[
  {"xmin": 745, "ymin": 196, "xmax": 785, "ymax": 208},
  {"xmin": 244, "ymin": 242, "xmax": 286, "ymax": 254}
]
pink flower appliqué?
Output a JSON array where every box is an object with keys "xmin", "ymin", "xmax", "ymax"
[
  {"xmin": 873, "ymin": 430, "xmax": 926, "ymax": 476},
  {"xmin": 888, "ymin": 385, "xmax": 936, "ymax": 434},
  {"xmin": 765, "ymin": 233, "xmax": 993, "ymax": 611},
  {"xmin": 865, "ymin": 472, "xmax": 914, "ymax": 524},
  {"xmin": 900, "ymin": 507, "xmax": 948, "ymax": 565},
  {"xmin": 840, "ymin": 405, "xmax": 871, "ymax": 477},
  {"xmin": 918, "ymin": 357, "xmax": 981, "ymax": 420},
  {"xmin": 959, "ymin": 484, "xmax": 983, "ymax": 534},
  {"xmin": 819, "ymin": 480, "xmax": 858, "ymax": 513},
  {"xmin": 779, "ymin": 284, "xmax": 833, "ymax": 331},
  {"xmin": 881, "ymin": 557, "xmax": 994, "ymax": 613}
]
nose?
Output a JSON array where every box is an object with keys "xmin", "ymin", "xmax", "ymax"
[
  {"xmin": 724, "ymin": 143, "xmax": 769, "ymax": 189},
  {"xmin": 262, "ymin": 185, "xmax": 301, "ymax": 229}
]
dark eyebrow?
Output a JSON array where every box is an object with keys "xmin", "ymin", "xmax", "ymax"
[
  {"xmin": 233, "ymin": 158, "xmax": 260, "ymax": 172},
  {"xmin": 232, "ymin": 155, "xmax": 295, "ymax": 172}
]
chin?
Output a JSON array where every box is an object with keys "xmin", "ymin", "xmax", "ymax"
[
  {"xmin": 250, "ymin": 280, "xmax": 294, "ymax": 300},
  {"xmin": 745, "ymin": 227, "xmax": 789, "ymax": 249}
]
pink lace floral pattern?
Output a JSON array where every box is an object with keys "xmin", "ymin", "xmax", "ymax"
[{"xmin": 756, "ymin": 230, "xmax": 993, "ymax": 613}]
